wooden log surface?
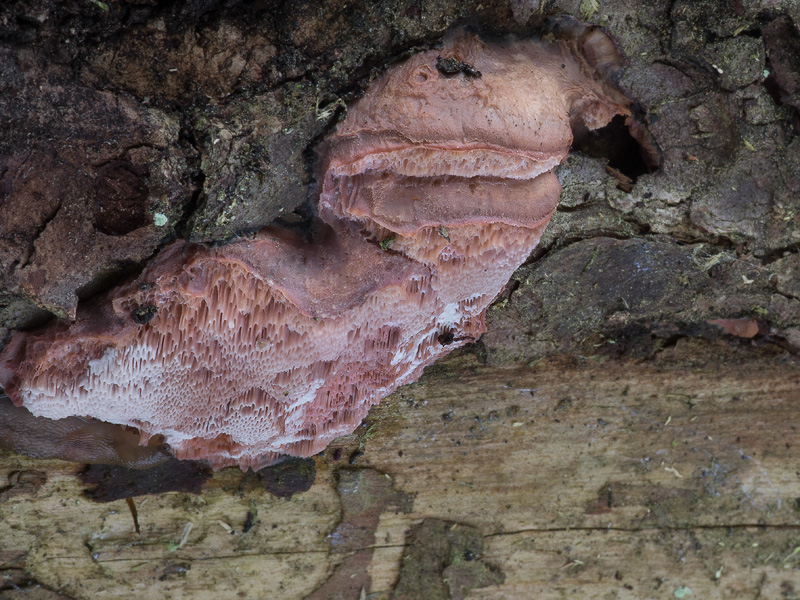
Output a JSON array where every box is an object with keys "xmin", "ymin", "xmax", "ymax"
[
  {"xmin": 2, "ymin": 339, "xmax": 799, "ymax": 599},
  {"xmin": 1, "ymin": 1, "xmax": 800, "ymax": 598}
]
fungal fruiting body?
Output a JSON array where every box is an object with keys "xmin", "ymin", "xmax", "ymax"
[{"xmin": 0, "ymin": 30, "xmax": 639, "ymax": 470}]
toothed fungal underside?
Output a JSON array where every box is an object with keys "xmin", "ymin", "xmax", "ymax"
[{"xmin": 0, "ymin": 31, "xmax": 634, "ymax": 469}]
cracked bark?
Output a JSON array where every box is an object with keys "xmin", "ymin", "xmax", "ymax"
[{"xmin": 1, "ymin": 1, "xmax": 800, "ymax": 599}]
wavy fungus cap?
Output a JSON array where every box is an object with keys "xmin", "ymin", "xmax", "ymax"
[{"xmin": 0, "ymin": 29, "xmax": 643, "ymax": 470}]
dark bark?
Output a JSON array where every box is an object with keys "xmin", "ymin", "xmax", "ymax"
[{"xmin": 1, "ymin": 0, "xmax": 798, "ymax": 363}]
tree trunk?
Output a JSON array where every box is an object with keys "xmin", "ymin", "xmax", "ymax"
[{"xmin": 1, "ymin": 1, "xmax": 799, "ymax": 598}]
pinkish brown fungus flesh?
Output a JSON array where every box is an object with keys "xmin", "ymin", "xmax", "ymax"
[{"xmin": 0, "ymin": 28, "xmax": 649, "ymax": 470}]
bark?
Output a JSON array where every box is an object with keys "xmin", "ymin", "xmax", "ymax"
[{"xmin": 1, "ymin": 1, "xmax": 800, "ymax": 598}]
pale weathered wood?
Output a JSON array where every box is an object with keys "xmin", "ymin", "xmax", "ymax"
[{"xmin": 2, "ymin": 340, "xmax": 800, "ymax": 599}]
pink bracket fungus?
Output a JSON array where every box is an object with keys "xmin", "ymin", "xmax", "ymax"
[{"xmin": 0, "ymin": 28, "xmax": 651, "ymax": 470}]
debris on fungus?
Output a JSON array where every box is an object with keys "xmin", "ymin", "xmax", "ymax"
[{"xmin": 0, "ymin": 27, "xmax": 649, "ymax": 470}]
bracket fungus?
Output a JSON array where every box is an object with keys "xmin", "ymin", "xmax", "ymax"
[{"xmin": 0, "ymin": 27, "xmax": 652, "ymax": 470}]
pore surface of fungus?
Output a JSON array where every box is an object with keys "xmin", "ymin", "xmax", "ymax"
[{"xmin": 0, "ymin": 29, "xmax": 641, "ymax": 470}]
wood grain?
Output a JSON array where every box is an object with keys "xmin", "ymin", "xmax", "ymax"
[{"xmin": 2, "ymin": 341, "xmax": 799, "ymax": 599}]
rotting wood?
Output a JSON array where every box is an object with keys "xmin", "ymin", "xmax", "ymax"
[
  {"xmin": 1, "ymin": 1, "xmax": 799, "ymax": 598},
  {"xmin": 2, "ymin": 340, "xmax": 799, "ymax": 599}
]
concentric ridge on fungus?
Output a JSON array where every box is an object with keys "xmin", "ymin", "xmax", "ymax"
[{"xmin": 0, "ymin": 28, "xmax": 646, "ymax": 470}]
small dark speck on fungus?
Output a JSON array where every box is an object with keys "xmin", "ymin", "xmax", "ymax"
[
  {"xmin": 131, "ymin": 304, "xmax": 158, "ymax": 325},
  {"xmin": 436, "ymin": 55, "xmax": 482, "ymax": 78},
  {"xmin": 0, "ymin": 25, "xmax": 655, "ymax": 470}
]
